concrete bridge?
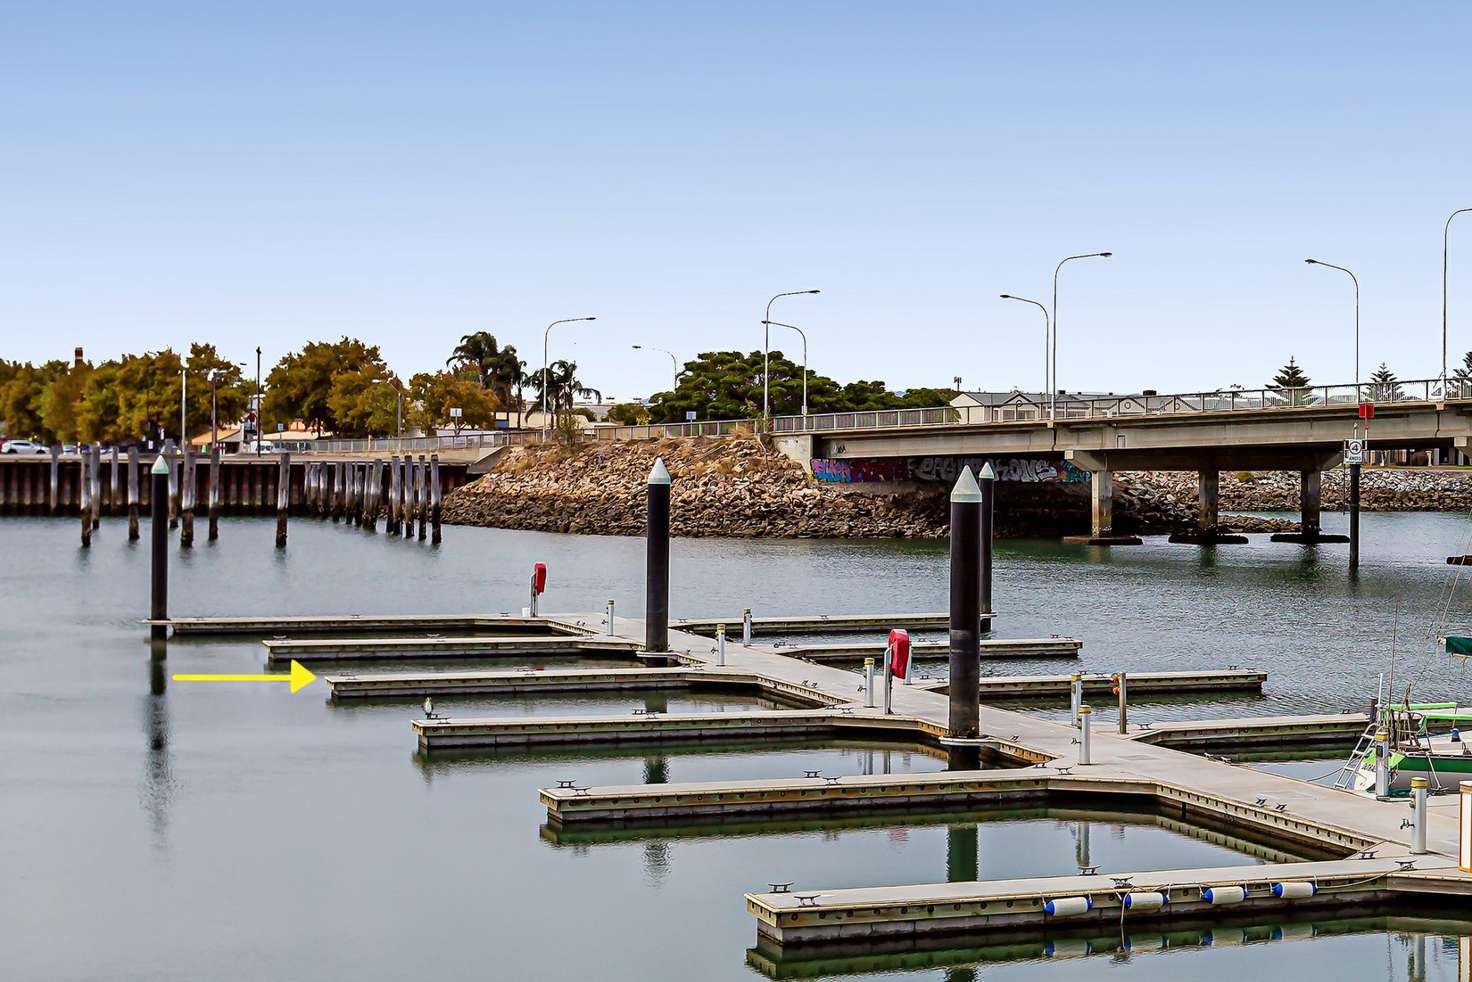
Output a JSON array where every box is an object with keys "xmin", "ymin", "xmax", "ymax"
[{"xmin": 773, "ymin": 376, "xmax": 1472, "ymax": 544}]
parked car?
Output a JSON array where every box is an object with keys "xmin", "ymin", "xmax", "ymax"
[{"xmin": 1, "ymin": 439, "xmax": 48, "ymax": 455}]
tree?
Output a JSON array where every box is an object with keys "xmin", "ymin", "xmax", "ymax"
[
  {"xmin": 606, "ymin": 402, "xmax": 650, "ymax": 425},
  {"xmin": 184, "ymin": 343, "xmax": 250, "ymax": 439},
  {"xmin": 1452, "ymin": 351, "xmax": 1472, "ymax": 391},
  {"xmin": 326, "ymin": 364, "xmax": 401, "ymax": 437},
  {"xmin": 447, "ymin": 331, "xmax": 501, "ymax": 388},
  {"xmin": 1269, "ymin": 357, "xmax": 1314, "ymax": 407},
  {"xmin": 41, "ymin": 361, "xmax": 91, "ymax": 441},
  {"xmin": 1368, "ymin": 362, "xmax": 1403, "ymax": 403},
  {"xmin": 531, "ymin": 359, "xmax": 601, "ymax": 421},
  {"xmin": 264, "ymin": 338, "xmax": 388, "ymax": 434},
  {"xmin": 410, "ymin": 371, "xmax": 501, "ymax": 434}
]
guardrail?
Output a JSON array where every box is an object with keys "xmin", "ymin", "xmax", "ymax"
[{"xmin": 301, "ymin": 376, "xmax": 1470, "ymax": 452}]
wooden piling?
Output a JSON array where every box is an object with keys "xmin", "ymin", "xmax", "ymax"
[
  {"xmin": 109, "ymin": 445, "xmax": 120, "ymax": 515},
  {"xmin": 352, "ymin": 465, "xmax": 363, "ymax": 527},
  {"xmin": 417, "ymin": 455, "xmax": 428, "ymax": 541},
  {"xmin": 178, "ymin": 450, "xmax": 195, "ymax": 547},
  {"xmin": 405, "ymin": 459, "xmax": 418, "ymax": 539},
  {"xmin": 430, "ymin": 455, "xmax": 442, "ymax": 545},
  {"xmin": 79, "ymin": 448, "xmax": 93, "ymax": 547},
  {"xmin": 276, "ymin": 453, "xmax": 290, "ymax": 548},
  {"xmin": 164, "ymin": 440, "xmax": 179, "ymax": 528},
  {"xmin": 388, "ymin": 456, "xmax": 401, "ymax": 534},
  {"xmin": 366, "ymin": 459, "xmax": 382, "ymax": 531},
  {"xmin": 48, "ymin": 444, "xmax": 60, "ymax": 513},
  {"xmin": 127, "ymin": 447, "xmax": 141, "ymax": 539},
  {"xmin": 89, "ymin": 445, "xmax": 102, "ymax": 528},
  {"xmin": 207, "ymin": 446, "xmax": 221, "ymax": 540}
]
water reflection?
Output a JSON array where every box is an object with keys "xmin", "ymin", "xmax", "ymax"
[{"xmin": 141, "ymin": 640, "xmax": 175, "ymax": 850}]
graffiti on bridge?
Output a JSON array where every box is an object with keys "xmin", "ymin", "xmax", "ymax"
[{"xmin": 812, "ymin": 457, "xmax": 1088, "ymax": 484}]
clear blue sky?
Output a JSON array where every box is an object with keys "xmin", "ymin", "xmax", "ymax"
[{"xmin": 4, "ymin": 2, "xmax": 1472, "ymax": 401}]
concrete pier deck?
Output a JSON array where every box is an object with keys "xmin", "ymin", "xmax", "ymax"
[
  {"xmin": 264, "ymin": 634, "xmax": 641, "ymax": 663},
  {"xmin": 150, "ymin": 613, "xmax": 572, "ymax": 637},
  {"xmin": 778, "ymin": 637, "xmax": 1081, "ymax": 662},
  {"xmin": 1129, "ymin": 712, "xmax": 1368, "ymax": 751},
  {"xmin": 672, "ymin": 613, "xmax": 985, "ymax": 636}
]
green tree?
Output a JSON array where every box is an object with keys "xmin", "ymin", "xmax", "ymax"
[
  {"xmin": 1269, "ymin": 357, "xmax": 1314, "ymax": 406},
  {"xmin": 531, "ymin": 359, "xmax": 601, "ymax": 421},
  {"xmin": 41, "ymin": 361, "xmax": 92, "ymax": 442},
  {"xmin": 410, "ymin": 370, "xmax": 501, "ymax": 434},
  {"xmin": 1451, "ymin": 351, "xmax": 1472, "ymax": 392},
  {"xmin": 326, "ymin": 364, "xmax": 401, "ymax": 437},
  {"xmin": 606, "ymin": 402, "xmax": 650, "ymax": 425},
  {"xmin": 1368, "ymin": 362, "xmax": 1403, "ymax": 403},
  {"xmin": 264, "ymin": 338, "xmax": 388, "ymax": 434},
  {"xmin": 184, "ymin": 343, "xmax": 250, "ymax": 440}
]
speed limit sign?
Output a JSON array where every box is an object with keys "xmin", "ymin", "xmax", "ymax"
[{"xmin": 1343, "ymin": 438, "xmax": 1366, "ymax": 464}]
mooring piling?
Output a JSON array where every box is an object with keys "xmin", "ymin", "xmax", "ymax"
[
  {"xmin": 149, "ymin": 455, "xmax": 169, "ymax": 642},
  {"xmin": 645, "ymin": 456, "xmax": 671, "ymax": 653},
  {"xmin": 1349, "ymin": 460, "xmax": 1361, "ymax": 571},
  {"xmin": 126, "ymin": 446, "xmax": 140, "ymax": 539},
  {"xmin": 48, "ymin": 444, "xmax": 59, "ymax": 514},
  {"xmin": 979, "ymin": 461, "xmax": 995, "ymax": 617},
  {"xmin": 947, "ymin": 466, "xmax": 982, "ymax": 739},
  {"xmin": 165, "ymin": 440, "xmax": 179, "ymax": 528},
  {"xmin": 89, "ymin": 444, "xmax": 101, "ymax": 529},
  {"xmin": 275, "ymin": 453, "xmax": 290, "ymax": 548},
  {"xmin": 79, "ymin": 448, "xmax": 93, "ymax": 547},
  {"xmin": 429, "ymin": 455, "xmax": 442, "ymax": 544},
  {"xmin": 417, "ymin": 455, "xmax": 428, "ymax": 540},
  {"xmin": 407, "ymin": 458, "xmax": 419, "ymax": 539},
  {"xmin": 388, "ymin": 456, "xmax": 401, "ymax": 534},
  {"xmin": 207, "ymin": 445, "xmax": 221, "ymax": 540},
  {"xmin": 109, "ymin": 444, "xmax": 121, "ymax": 515},
  {"xmin": 180, "ymin": 449, "xmax": 196, "ymax": 548}
]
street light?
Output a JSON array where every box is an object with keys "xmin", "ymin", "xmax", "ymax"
[
  {"xmin": 761, "ymin": 320, "xmax": 809, "ymax": 416},
  {"xmin": 1445, "ymin": 208, "xmax": 1472, "ymax": 390},
  {"xmin": 999, "ymin": 294, "xmax": 1051, "ymax": 407},
  {"xmin": 1305, "ymin": 258, "xmax": 1361, "ymax": 389},
  {"xmin": 632, "ymin": 344, "xmax": 680, "ymax": 392},
  {"xmin": 763, "ymin": 290, "xmax": 819, "ymax": 419},
  {"xmin": 1052, "ymin": 253, "xmax": 1112, "ymax": 422},
  {"xmin": 542, "ymin": 316, "xmax": 597, "ymax": 437},
  {"xmin": 254, "ymin": 346, "xmax": 262, "ymax": 457}
]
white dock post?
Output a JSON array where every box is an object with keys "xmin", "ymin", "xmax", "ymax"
[
  {"xmin": 1070, "ymin": 673, "xmax": 1083, "ymax": 726},
  {"xmin": 606, "ymin": 599, "xmax": 615, "ymax": 636},
  {"xmin": 882, "ymin": 642, "xmax": 893, "ymax": 715},
  {"xmin": 1078, "ymin": 704, "xmax": 1092, "ymax": 765},
  {"xmin": 742, "ymin": 607, "xmax": 752, "ymax": 644},
  {"xmin": 1460, "ymin": 782, "xmax": 1472, "ymax": 872},
  {"xmin": 1411, "ymin": 776, "xmax": 1429, "ymax": 855},
  {"xmin": 1115, "ymin": 672, "xmax": 1128, "ymax": 734},
  {"xmin": 715, "ymin": 624, "xmax": 726, "ymax": 666},
  {"xmin": 1375, "ymin": 729, "xmax": 1390, "ymax": 798},
  {"xmin": 864, "ymin": 657, "xmax": 875, "ymax": 708}
]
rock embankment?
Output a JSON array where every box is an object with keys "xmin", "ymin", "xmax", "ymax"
[
  {"xmin": 442, "ymin": 438, "xmax": 948, "ymax": 538},
  {"xmin": 1142, "ymin": 468, "xmax": 1472, "ymax": 513}
]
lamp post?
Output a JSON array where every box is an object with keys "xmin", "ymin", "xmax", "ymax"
[
  {"xmin": 1305, "ymin": 258, "xmax": 1361, "ymax": 389},
  {"xmin": 542, "ymin": 317, "xmax": 597, "ymax": 438},
  {"xmin": 763, "ymin": 290, "xmax": 819, "ymax": 420},
  {"xmin": 180, "ymin": 364, "xmax": 187, "ymax": 448},
  {"xmin": 254, "ymin": 346, "xmax": 262, "ymax": 458},
  {"xmin": 1051, "ymin": 253, "xmax": 1112, "ymax": 423},
  {"xmin": 999, "ymin": 294, "xmax": 1051, "ymax": 407},
  {"xmin": 761, "ymin": 320, "xmax": 808, "ymax": 416},
  {"xmin": 632, "ymin": 344, "xmax": 680, "ymax": 392},
  {"xmin": 1445, "ymin": 208, "xmax": 1472, "ymax": 391}
]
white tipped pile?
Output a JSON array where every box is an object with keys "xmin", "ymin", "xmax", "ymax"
[
  {"xmin": 950, "ymin": 465, "xmax": 982, "ymax": 503},
  {"xmin": 979, "ymin": 461, "xmax": 997, "ymax": 481},
  {"xmin": 647, "ymin": 457, "xmax": 671, "ymax": 486},
  {"xmin": 150, "ymin": 455, "xmax": 170, "ymax": 475}
]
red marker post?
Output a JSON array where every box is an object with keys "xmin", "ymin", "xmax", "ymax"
[
  {"xmin": 529, "ymin": 562, "xmax": 547, "ymax": 616},
  {"xmin": 883, "ymin": 628, "xmax": 910, "ymax": 714}
]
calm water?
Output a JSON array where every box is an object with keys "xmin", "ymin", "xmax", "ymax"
[{"xmin": 5, "ymin": 512, "xmax": 1472, "ymax": 981}]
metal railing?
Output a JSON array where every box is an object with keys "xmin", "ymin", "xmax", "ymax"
[{"xmin": 299, "ymin": 375, "xmax": 1472, "ymax": 452}]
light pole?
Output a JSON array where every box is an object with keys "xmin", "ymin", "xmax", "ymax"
[
  {"xmin": 1051, "ymin": 253, "xmax": 1112, "ymax": 423},
  {"xmin": 1445, "ymin": 208, "xmax": 1472, "ymax": 390},
  {"xmin": 542, "ymin": 316, "xmax": 596, "ymax": 437},
  {"xmin": 1305, "ymin": 258, "xmax": 1361, "ymax": 389},
  {"xmin": 254, "ymin": 346, "xmax": 262, "ymax": 457},
  {"xmin": 632, "ymin": 344, "xmax": 680, "ymax": 392},
  {"xmin": 999, "ymin": 294, "xmax": 1051, "ymax": 405},
  {"xmin": 763, "ymin": 290, "xmax": 819, "ymax": 420},
  {"xmin": 180, "ymin": 364, "xmax": 187, "ymax": 447},
  {"xmin": 762, "ymin": 320, "xmax": 809, "ymax": 416}
]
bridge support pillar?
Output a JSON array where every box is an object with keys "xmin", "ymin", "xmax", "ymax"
[
  {"xmin": 1091, "ymin": 469, "xmax": 1113, "ymax": 536},
  {"xmin": 1301, "ymin": 469, "xmax": 1321, "ymax": 536},
  {"xmin": 1197, "ymin": 470, "xmax": 1219, "ymax": 529}
]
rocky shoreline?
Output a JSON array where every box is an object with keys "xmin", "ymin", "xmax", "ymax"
[{"xmin": 442, "ymin": 438, "xmax": 1472, "ymax": 539}]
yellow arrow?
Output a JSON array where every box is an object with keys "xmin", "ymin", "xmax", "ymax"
[{"xmin": 172, "ymin": 660, "xmax": 317, "ymax": 694}]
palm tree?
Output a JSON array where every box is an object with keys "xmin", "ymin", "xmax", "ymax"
[
  {"xmin": 447, "ymin": 332, "xmax": 503, "ymax": 388},
  {"xmin": 533, "ymin": 359, "xmax": 602, "ymax": 421}
]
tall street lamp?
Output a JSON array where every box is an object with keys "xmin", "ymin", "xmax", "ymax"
[
  {"xmin": 254, "ymin": 346, "xmax": 262, "ymax": 457},
  {"xmin": 1305, "ymin": 258, "xmax": 1361, "ymax": 389},
  {"xmin": 762, "ymin": 320, "xmax": 809, "ymax": 416},
  {"xmin": 1445, "ymin": 207, "xmax": 1472, "ymax": 389},
  {"xmin": 542, "ymin": 316, "xmax": 597, "ymax": 437},
  {"xmin": 1052, "ymin": 253, "xmax": 1112, "ymax": 422},
  {"xmin": 763, "ymin": 290, "xmax": 819, "ymax": 420},
  {"xmin": 999, "ymin": 294, "xmax": 1051, "ymax": 407},
  {"xmin": 632, "ymin": 344, "xmax": 680, "ymax": 392}
]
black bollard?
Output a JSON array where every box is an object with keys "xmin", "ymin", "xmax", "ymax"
[
  {"xmin": 948, "ymin": 466, "xmax": 982, "ymax": 739},
  {"xmin": 645, "ymin": 457, "xmax": 671, "ymax": 653},
  {"xmin": 978, "ymin": 461, "xmax": 995, "ymax": 618},
  {"xmin": 1349, "ymin": 461, "xmax": 1361, "ymax": 571},
  {"xmin": 149, "ymin": 455, "xmax": 169, "ymax": 642}
]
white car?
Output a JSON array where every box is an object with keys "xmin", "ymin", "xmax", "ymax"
[{"xmin": 1, "ymin": 439, "xmax": 48, "ymax": 455}]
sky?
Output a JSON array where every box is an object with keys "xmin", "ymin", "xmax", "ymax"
[{"xmin": 4, "ymin": 2, "xmax": 1472, "ymax": 402}]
